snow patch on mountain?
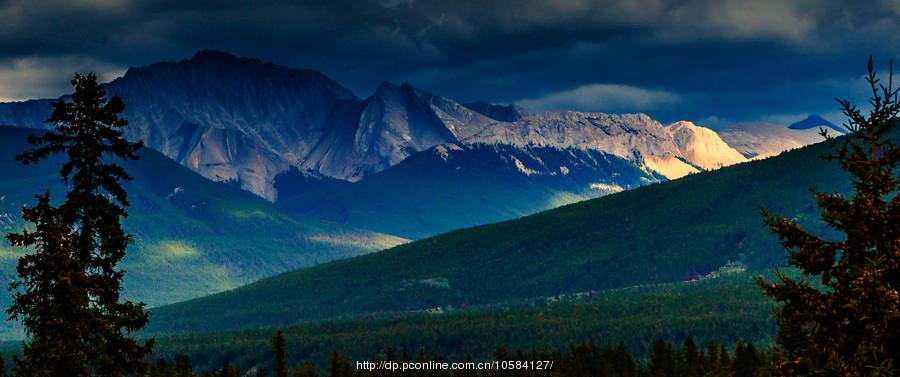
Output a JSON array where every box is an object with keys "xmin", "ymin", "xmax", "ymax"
[
  {"xmin": 589, "ymin": 182, "xmax": 624, "ymax": 193},
  {"xmin": 433, "ymin": 143, "xmax": 464, "ymax": 161},
  {"xmin": 511, "ymin": 156, "xmax": 538, "ymax": 175}
]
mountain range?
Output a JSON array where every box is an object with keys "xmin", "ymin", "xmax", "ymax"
[
  {"xmin": 274, "ymin": 113, "xmax": 837, "ymax": 238},
  {"xmin": 0, "ymin": 50, "xmax": 836, "ymax": 210}
]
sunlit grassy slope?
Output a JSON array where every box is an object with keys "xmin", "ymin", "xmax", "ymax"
[{"xmin": 0, "ymin": 126, "xmax": 405, "ymax": 338}]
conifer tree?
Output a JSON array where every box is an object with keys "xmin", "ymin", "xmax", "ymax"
[
  {"xmin": 682, "ymin": 338, "xmax": 702, "ymax": 377},
  {"xmin": 758, "ymin": 57, "xmax": 900, "ymax": 376},
  {"xmin": 328, "ymin": 350, "xmax": 347, "ymax": 377},
  {"xmin": 649, "ymin": 339, "xmax": 675, "ymax": 377},
  {"xmin": 5, "ymin": 73, "xmax": 151, "ymax": 376},
  {"xmin": 732, "ymin": 342, "xmax": 761, "ymax": 377},
  {"xmin": 704, "ymin": 342, "xmax": 719, "ymax": 372},
  {"xmin": 609, "ymin": 343, "xmax": 638, "ymax": 377},
  {"xmin": 273, "ymin": 331, "xmax": 288, "ymax": 377}
]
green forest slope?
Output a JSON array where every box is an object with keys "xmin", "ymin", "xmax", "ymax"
[
  {"xmin": 148, "ymin": 136, "xmax": 847, "ymax": 335},
  {"xmin": 0, "ymin": 126, "xmax": 405, "ymax": 338},
  {"xmin": 153, "ymin": 272, "xmax": 776, "ymax": 371}
]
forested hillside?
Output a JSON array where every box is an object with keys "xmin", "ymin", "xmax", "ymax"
[
  {"xmin": 151, "ymin": 272, "xmax": 775, "ymax": 372},
  {"xmin": 148, "ymin": 134, "xmax": 847, "ymax": 335},
  {"xmin": 0, "ymin": 126, "xmax": 404, "ymax": 337}
]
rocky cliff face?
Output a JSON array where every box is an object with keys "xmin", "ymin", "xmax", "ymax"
[
  {"xmin": 301, "ymin": 82, "xmax": 496, "ymax": 181},
  {"xmin": 467, "ymin": 112, "xmax": 701, "ymax": 179},
  {"xmin": 665, "ymin": 121, "xmax": 747, "ymax": 170},
  {"xmin": 462, "ymin": 101, "xmax": 529, "ymax": 122},
  {"xmin": 0, "ymin": 55, "xmax": 502, "ymax": 197},
  {"xmin": 0, "ymin": 50, "xmax": 357, "ymax": 200},
  {"xmin": 175, "ymin": 125, "xmax": 288, "ymax": 200}
]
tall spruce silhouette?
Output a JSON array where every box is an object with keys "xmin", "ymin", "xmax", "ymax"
[
  {"xmin": 272, "ymin": 331, "xmax": 288, "ymax": 377},
  {"xmin": 758, "ymin": 57, "xmax": 900, "ymax": 376},
  {"xmin": 6, "ymin": 73, "xmax": 152, "ymax": 376}
]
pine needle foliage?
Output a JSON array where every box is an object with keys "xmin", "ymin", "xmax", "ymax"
[
  {"xmin": 759, "ymin": 57, "xmax": 900, "ymax": 376},
  {"xmin": 6, "ymin": 73, "xmax": 152, "ymax": 376}
]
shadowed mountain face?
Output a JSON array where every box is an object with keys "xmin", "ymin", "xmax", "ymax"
[
  {"xmin": 0, "ymin": 53, "xmax": 500, "ymax": 199},
  {"xmin": 789, "ymin": 115, "xmax": 844, "ymax": 133},
  {"xmin": 278, "ymin": 142, "xmax": 660, "ymax": 239},
  {"xmin": 0, "ymin": 50, "xmax": 357, "ymax": 200},
  {"xmin": 463, "ymin": 101, "xmax": 529, "ymax": 122},
  {"xmin": 300, "ymin": 82, "xmax": 496, "ymax": 181}
]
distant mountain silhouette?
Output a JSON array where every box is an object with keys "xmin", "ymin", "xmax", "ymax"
[{"xmin": 788, "ymin": 115, "xmax": 845, "ymax": 133}]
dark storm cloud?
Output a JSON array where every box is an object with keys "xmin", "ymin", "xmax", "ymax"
[{"xmin": 1, "ymin": 0, "xmax": 898, "ymax": 126}]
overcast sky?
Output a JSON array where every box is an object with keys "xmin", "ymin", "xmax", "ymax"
[{"xmin": 1, "ymin": 0, "xmax": 898, "ymax": 127}]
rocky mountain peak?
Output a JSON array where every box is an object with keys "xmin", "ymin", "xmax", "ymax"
[
  {"xmin": 190, "ymin": 49, "xmax": 243, "ymax": 63},
  {"xmin": 0, "ymin": 50, "xmax": 359, "ymax": 200},
  {"xmin": 463, "ymin": 101, "xmax": 529, "ymax": 122},
  {"xmin": 665, "ymin": 121, "xmax": 747, "ymax": 170},
  {"xmin": 372, "ymin": 80, "xmax": 401, "ymax": 95}
]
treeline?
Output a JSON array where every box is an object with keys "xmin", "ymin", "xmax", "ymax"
[
  {"xmin": 140, "ymin": 334, "xmax": 771, "ymax": 377},
  {"xmin": 150, "ymin": 273, "xmax": 776, "ymax": 372}
]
